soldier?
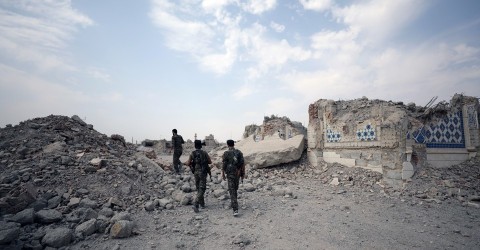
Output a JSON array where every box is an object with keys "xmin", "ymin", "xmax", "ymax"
[
  {"xmin": 185, "ymin": 140, "xmax": 212, "ymax": 212},
  {"xmin": 171, "ymin": 129, "xmax": 185, "ymax": 174},
  {"xmin": 222, "ymin": 139, "xmax": 245, "ymax": 216}
]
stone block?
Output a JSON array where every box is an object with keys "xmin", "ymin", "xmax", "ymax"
[{"xmin": 402, "ymin": 162, "xmax": 414, "ymax": 180}]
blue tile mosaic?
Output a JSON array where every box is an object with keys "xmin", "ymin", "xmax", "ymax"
[
  {"xmin": 356, "ymin": 124, "xmax": 376, "ymax": 141},
  {"xmin": 326, "ymin": 127, "xmax": 341, "ymax": 142},
  {"xmin": 410, "ymin": 111, "xmax": 465, "ymax": 148},
  {"xmin": 467, "ymin": 105, "xmax": 478, "ymax": 129}
]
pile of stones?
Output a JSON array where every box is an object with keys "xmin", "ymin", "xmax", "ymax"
[{"xmin": 0, "ymin": 114, "xmax": 478, "ymax": 248}]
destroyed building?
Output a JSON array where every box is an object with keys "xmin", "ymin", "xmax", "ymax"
[
  {"xmin": 243, "ymin": 115, "xmax": 307, "ymax": 141},
  {"xmin": 307, "ymin": 94, "xmax": 479, "ymax": 187}
]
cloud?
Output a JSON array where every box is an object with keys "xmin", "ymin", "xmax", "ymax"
[
  {"xmin": 270, "ymin": 21, "xmax": 285, "ymax": 33},
  {"xmin": 87, "ymin": 68, "xmax": 111, "ymax": 83},
  {"xmin": 150, "ymin": 0, "xmax": 308, "ymax": 78},
  {"xmin": 233, "ymin": 83, "xmax": 255, "ymax": 99},
  {"xmin": 331, "ymin": 0, "xmax": 427, "ymax": 44},
  {"xmin": 310, "ymin": 28, "xmax": 362, "ymax": 66},
  {"xmin": 0, "ymin": 63, "xmax": 90, "ymax": 125},
  {"xmin": 244, "ymin": 23, "xmax": 311, "ymax": 79},
  {"xmin": 0, "ymin": 0, "xmax": 93, "ymax": 71},
  {"xmin": 299, "ymin": 0, "xmax": 332, "ymax": 12},
  {"xmin": 241, "ymin": 0, "xmax": 277, "ymax": 14},
  {"xmin": 281, "ymin": 40, "xmax": 480, "ymax": 105}
]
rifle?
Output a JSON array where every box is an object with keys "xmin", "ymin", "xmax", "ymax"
[
  {"xmin": 236, "ymin": 163, "xmax": 246, "ymax": 183},
  {"xmin": 207, "ymin": 166, "xmax": 213, "ymax": 181}
]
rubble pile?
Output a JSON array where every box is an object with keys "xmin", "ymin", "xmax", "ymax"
[
  {"xmin": 400, "ymin": 155, "xmax": 480, "ymax": 207},
  {"xmin": 0, "ymin": 115, "xmax": 207, "ymax": 248},
  {"xmin": 0, "ymin": 114, "xmax": 478, "ymax": 248}
]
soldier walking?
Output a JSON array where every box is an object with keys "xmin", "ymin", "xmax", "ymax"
[
  {"xmin": 185, "ymin": 140, "xmax": 212, "ymax": 212},
  {"xmin": 222, "ymin": 139, "xmax": 245, "ymax": 216},
  {"xmin": 171, "ymin": 129, "xmax": 184, "ymax": 174}
]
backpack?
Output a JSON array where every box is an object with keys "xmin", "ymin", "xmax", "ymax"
[
  {"xmin": 226, "ymin": 150, "xmax": 240, "ymax": 174},
  {"xmin": 192, "ymin": 150, "xmax": 205, "ymax": 174}
]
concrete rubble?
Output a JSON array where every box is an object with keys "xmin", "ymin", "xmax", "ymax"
[{"xmin": 0, "ymin": 95, "xmax": 478, "ymax": 248}]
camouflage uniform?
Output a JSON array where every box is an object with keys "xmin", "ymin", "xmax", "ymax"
[
  {"xmin": 222, "ymin": 147, "xmax": 244, "ymax": 212},
  {"xmin": 172, "ymin": 134, "xmax": 184, "ymax": 173},
  {"xmin": 188, "ymin": 149, "xmax": 211, "ymax": 208}
]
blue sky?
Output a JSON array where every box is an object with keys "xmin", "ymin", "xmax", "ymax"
[{"xmin": 0, "ymin": 0, "xmax": 479, "ymax": 143}]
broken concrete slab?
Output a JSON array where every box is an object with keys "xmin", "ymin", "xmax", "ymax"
[{"xmin": 234, "ymin": 134, "xmax": 305, "ymax": 168}]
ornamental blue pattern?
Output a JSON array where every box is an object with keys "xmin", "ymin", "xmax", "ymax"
[
  {"xmin": 356, "ymin": 124, "xmax": 376, "ymax": 141},
  {"xmin": 326, "ymin": 127, "xmax": 341, "ymax": 142},
  {"xmin": 409, "ymin": 111, "xmax": 465, "ymax": 148}
]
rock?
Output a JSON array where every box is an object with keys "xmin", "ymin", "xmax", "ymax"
[
  {"xmin": 157, "ymin": 198, "xmax": 173, "ymax": 208},
  {"xmin": 47, "ymin": 196, "xmax": 62, "ymax": 209},
  {"xmin": 271, "ymin": 187, "xmax": 286, "ymax": 197},
  {"xmin": 110, "ymin": 211, "xmax": 131, "ymax": 223},
  {"xmin": 0, "ymin": 221, "xmax": 20, "ymax": 244},
  {"xmin": 10, "ymin": 208, "xmax": 34, "ymax": 225},
  {"xmin": 42, "ymin": 227, "xmax": 72, "ymax": 248},
  {"xmin": 99, "ymin": 207, "xmax": 114, "ymax": 218},
  {"xmin": 233, "ymin": 134, "xmax": 305, "ymax": 168},
  {"xmin": 243, "ymin": 183, "xmax": 256, "ymax": 192},
  {"xmin": 144, "ymin": 201, "xmax": 155, "ymax": 211},
  {"xmin": 180, "ymin": 194, "xmax": 193, "ymax": 206},
  {"xmin": 110, "ymin": 220, "xmax": 134, "ymax": 238},
  {"xmin": 232, "ymin": 233, "xmax": 251, "ymax": 245},
  {"xmin": 89, "ymin": 158, "xmax": 106, "ymax": 168},
  {"xmin": 75, "ymin": 219, "xmax": 97, "ymax": 238},
  {"xmin": 66, "ymin": 208, "xmax": 98, "ymax": 223},
  {"xmin": 135, "ymin": 153, "xmax": 164, "ymax": 173},
  {"xmin": 107, "ymin": 197, "xmax": 124, "ymax": 208},
  {"xmin": 71, "ymin": 115, "xmax": 87, "ymax": 126},
  {"xmin": 213, "ymin": 189, "xmax": 227, "ymax": 198},
  {"xmin": 35, "ymin": 209, "xmax": 63, "ymax": 224},
  {"xmin": 42, "ymin": 141, "xmax": 66, "ymax": 154},
  {"xmin": 79, "ymin": 198, "xmax": 98, "ymax": 209},
  {"xmin": 68, "ymin": 197, "xmax": 81, "ymax": 208},
  {"xmin": 181, "ymin": 183, "xmax": 192, "ymax": 193},
  {"xmin": 330, "ymin": 178, "xmax": 339, "ymax": 186}
]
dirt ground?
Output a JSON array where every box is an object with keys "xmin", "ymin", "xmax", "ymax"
[{"xmin": 71, "ymin": 164, "xmax": 480, "ymax": 250}]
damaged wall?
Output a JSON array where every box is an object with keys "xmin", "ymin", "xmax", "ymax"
[{"xmin": 307, "ymin": 95, "xmax": 480, "ymax": 188}]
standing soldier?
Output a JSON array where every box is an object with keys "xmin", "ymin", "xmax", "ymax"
[
  {"xmin": 171, "ymin": 129, "xmax": 184, "ymax": 174},
  {"xmin": 185, "ymin": 140, "xmax": 212, "ymax": 212},
  {"xmin": 222, "ymin": 139, "xmax": 245, "ymax": 216}
]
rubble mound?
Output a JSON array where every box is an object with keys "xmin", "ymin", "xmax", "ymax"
[
  {"xmin": 400, "ymin": 155, "xmax": 480, "ymax": 207},
  {"xmin": 0, "ymin": 115, "xmax": 188, "ymax": 248}
]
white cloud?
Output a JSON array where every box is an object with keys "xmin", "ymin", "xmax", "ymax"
[
  {"xmin": 0, "ymin": 63, "xmax": 90, "ymax": 125},
  {"xmin": 299, "ymin": 0, "xmax": 332, "ymax": 12},
  {"xmin": 87, "ymin": 68, "xmax": 111, "ymax": 83},
  {"xmin": 233, "ymin": 83, "xmax": 256, "ymax": 99},
  {"xmin": 332, "ymin": 0, "xmax": 427, "ymax": 44},
  {"xmin": 0, "ymin": 0, "xmax": 93, "ymax": 71},
  {"xmin": 243, "ymin": 23, "xmax": 311, "ymax": 79},
  {"xmin": 310, "ymin": 28, "xmax": 362, "ymax": 66},
  {"xmin": 265, "ymin": 97, "xmax": 297, "ymax": 115},
  {"xmin": 270, "ymin": 21, "xmax": 285, "ymax": 33},
  {"xmin": 241, "ymin": 0, "xmax": 277, "ymax": 14},
  {"xmin": 201, "ymin": 0, "xmax": 232, "ymax": 13}
]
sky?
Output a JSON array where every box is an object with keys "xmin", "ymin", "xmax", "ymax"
[{"xmin": 0, "ymin": 0, "xmax": 479, "ymax": 143}]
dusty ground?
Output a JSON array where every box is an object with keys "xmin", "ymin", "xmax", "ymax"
[{"xmin": 72, "ymin": 163, "xmax": 480, "ymax": 250}]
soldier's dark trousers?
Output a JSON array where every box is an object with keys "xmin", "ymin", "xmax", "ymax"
[
  {"xmin": 173, "ymin": 150, "xmax": 182, "ymax": 173},
  {"xmin": 194, "ymin": 172, "xmax": 207, "ymax": 207},
  {"xmin": 227, "ymin": 174, "xmax": 239, "ymax": 211}
]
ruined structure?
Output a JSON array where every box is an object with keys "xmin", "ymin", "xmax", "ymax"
[
  {"xmin": 243, "ymin": 115, "xmax": 306, "ymax": 141},
  {"xmin": 307, "ymin": 94, "xmax": 479, "ymax": 187}
]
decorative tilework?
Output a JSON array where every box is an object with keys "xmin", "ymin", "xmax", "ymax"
[
  {"xmin": 326, "ymin": 127, "xmax": 341, "ymax": 142},
  {"xmin": 467, "ymin": 105, "xmax": 478, "ymax": 129},
  {"xmin": 410, "ymin": 111, "xmax": 465, "ymax": 148},
  {"xmin": 356, "ymin": 124, "xmax": 376, "ymax": 141}
]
